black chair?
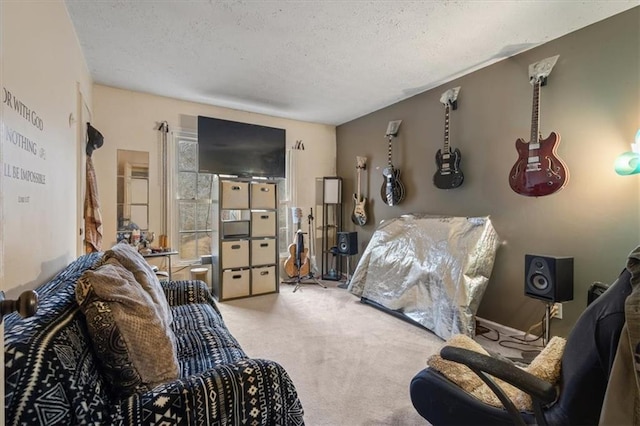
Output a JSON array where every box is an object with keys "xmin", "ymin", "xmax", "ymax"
[{"xmin": 410, "ymin": 267, "xmax": 632, "ymax": 425}]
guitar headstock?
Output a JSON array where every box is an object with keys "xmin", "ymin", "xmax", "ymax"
[
  {"xmin": 291, "ymin": 207, "xmax": 302, "ymax": 224},
  {"xmin": 529, "ymin": 55, "xmax": 559, "ymax": 86},
  {"xmin": 356, "ymin": 156, "xmax": 367, "ymax": 170},
  {"xmin": 385, "ymin": 120, "xmax": 402, "ymax": 138},
  {"xmin": 440, "ymin": 86, "xmax": 461, "ymax": 109}
]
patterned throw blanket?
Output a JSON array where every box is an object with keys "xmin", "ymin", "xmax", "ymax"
[{"xmin": 4, "ymin": 252, "xmax": 304, "ymax": 425}]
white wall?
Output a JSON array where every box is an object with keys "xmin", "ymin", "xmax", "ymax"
[
  {"xmin": 1, "ymin": 1, "xmax": 93, "ymax": 296},
  {"xmin": 1, "ymin": 0, "xmax": 93, "ymax": 420},
  {"xmin": 92, "ymin": 85, "xmax": 336, "ymax": 256}
]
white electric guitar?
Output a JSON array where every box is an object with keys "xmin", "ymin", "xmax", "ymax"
[{"xmin": 351, "ymin": 156, "xmax": 368, "ymax": 226}]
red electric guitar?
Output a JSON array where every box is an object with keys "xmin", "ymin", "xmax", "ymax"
[{"xmin": 509, "ymin": 73, "xmax": 568, "ymax": 197}]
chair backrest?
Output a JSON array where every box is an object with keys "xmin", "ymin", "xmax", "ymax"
[{"xmin": 546, "ymin": 268, "xmax": 631, "ymax": 425}]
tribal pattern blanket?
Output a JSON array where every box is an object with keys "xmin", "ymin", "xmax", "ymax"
[{"xmin": 5, "ymin": 253, "xmax": 304, "ymax": 425}]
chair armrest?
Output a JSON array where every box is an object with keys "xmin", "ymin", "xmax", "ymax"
[
  {"xmin": 441, "ymin": 346, "xmax": 557, "ymax": 404},
  {"xmin": 161, "ymin": 280, "xmax": 220, "ymax": 313},
  {"xmin": 117, "ymin": 358, "xmax": 303, "ymax": 425}
]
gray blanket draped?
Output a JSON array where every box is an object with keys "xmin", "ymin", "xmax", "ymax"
[{"xmin": 84, "ymin": 155, "xmax": 103, "ymax": 253}]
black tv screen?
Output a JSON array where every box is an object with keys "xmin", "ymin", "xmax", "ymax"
[{"xmin": 197, "ymin": 115, "xmax": 286, "ymax": 178}]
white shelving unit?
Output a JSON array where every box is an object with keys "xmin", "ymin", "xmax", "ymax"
[{"xmin": 211, "ymin": 176, "xmax": 280, "ymax": 301}]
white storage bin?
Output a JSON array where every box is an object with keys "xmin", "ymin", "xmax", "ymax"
[
  {"xmin": 221, "ymin": 240, "xmax": 249, "ymax": 269},
  {"xmin": 221, "ymin": 181, "xmax": 249, "ymax": 209},
  {"xmin": 251, "ymin": 211, "xmax": 276, "ymax": 237},
  {"xmin": 251, "ymin": 183, "xmax": 277, "ymax": 209},
  {"xmin": 251, "ymin": 238, "xmax": 277, "ymax": 265},
  {"xmin": 252, "ymin": 266, "xmax": 277, "ymax": 295},
  {"xmin": 221, "ymin": 269, "xmax": 250, "ymax": 299}
]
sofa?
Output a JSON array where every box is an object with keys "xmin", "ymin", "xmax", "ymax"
[{"xmin": 4, "ymin": 249, "xmax": 304, "ymax": 425}]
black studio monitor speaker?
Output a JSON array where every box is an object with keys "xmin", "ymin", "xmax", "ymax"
[
  {"xmin": 524, "ymin": 254, "xmax": 574, "ymax": 303},
  {"xmin": 337, "ymin": 231, "xmax": 358, "ymax": 255}
]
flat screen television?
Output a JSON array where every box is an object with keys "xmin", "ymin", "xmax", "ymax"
[{"xmin": 197, "ymin": 115, "xmax": 286, "ymax": 178}]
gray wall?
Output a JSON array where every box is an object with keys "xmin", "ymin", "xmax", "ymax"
[{"xmin": 336, "ymin": 8, "xmax": 639, "ymax": 336}]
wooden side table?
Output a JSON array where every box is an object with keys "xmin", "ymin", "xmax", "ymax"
[{"xmin": 142, "ymin": 251, "xmax": 179, "ymax": 280}]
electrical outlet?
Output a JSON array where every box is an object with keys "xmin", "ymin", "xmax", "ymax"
[{"xmin": 552, "ymin": 302, "xmax": 563, "ymax": 319}]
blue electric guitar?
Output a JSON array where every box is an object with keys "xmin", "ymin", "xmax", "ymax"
[{"xmin": 351, "ymin": 156, "xmax": 368, "ymax": 226}]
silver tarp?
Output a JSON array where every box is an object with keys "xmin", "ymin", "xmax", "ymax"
[{"xmin": 349, "ymin": 214, "xmax": 500, "ymax": 340}]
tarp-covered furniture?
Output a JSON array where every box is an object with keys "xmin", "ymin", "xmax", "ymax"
[
  {"xmin": 5, "ymin": 251, "xmax": 304, "ymax": 425},
  {"xmin": 349, "ymin": 214, "xmax": 500, "ymax": 340}
]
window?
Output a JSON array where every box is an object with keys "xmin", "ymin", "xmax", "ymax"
[
  {"xmin": 277, "ymin": 178, "xmax": 289, "ymax": 253},
  {"xmin": 175, "ymin": 132, "xmax": 213, "ymax": 262},
  {"xmin": 174, "ymin": 131, "xmax": 291, "ymax": 263}
]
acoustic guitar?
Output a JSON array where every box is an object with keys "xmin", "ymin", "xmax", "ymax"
[
  {"xmin": 380, "ymin": 120, "xmax": 405, "ymax": 206},
  {"xmin": 283, "ymin": 208, "xmax": 310, "ymax": 278},
  {"xmin": 509, "ymin": 57, "xmax": 567, "ymax": 197},
  {"xmin": 434, "ymin": 86, "xmax": 464, "ymax": 189},
  {"xmin": 351, "ymin": 156, "xmax": 368, "ymax": 226}
]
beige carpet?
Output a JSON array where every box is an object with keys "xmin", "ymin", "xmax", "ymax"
[{"xmin": 217, "ymin": 279, "xmax": 441, "ymax": 425}]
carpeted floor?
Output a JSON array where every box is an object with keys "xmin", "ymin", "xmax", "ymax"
[
  {"xmin": 217, "ymin": 279, "xmax": 439, "ymax": 425},
  {"xmin": 216, "ymin": 279, "xmax": 520, "ymax": 425}
]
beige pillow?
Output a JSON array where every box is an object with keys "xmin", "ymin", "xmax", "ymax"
[
  {"xmin": 428, "ymin": 334, "xmax": 565, "ymax": 411},
  {"xmin": 103, "ymin": 242, "xmax": 173, "ymax": 329},
  {"xmin": 76, "ymin": 257, "xmax": 179, "ymax": 397}
]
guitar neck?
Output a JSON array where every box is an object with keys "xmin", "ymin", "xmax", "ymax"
[
  {"xmin": 443, "ymin": 103, "xmax": 450, "ymax": 153},
  {"xmin": 530, "ymin": 80, "xmax": 541, "ymax": 145},
  {"xmin": 387, "ymin": 137, "xmax": 393, "ymax": 168}
]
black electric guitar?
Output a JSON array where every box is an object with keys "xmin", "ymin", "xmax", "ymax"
[
  {"xmin": 434, "ymin": 87, "xmax": 464, "ymax": 189},
  {"xmin": 509, "ymin": 56, "xmax": 568, "ymax": 197},
  {"xmin": 380, "ymin": 120, "xmax": 405, "ymax": 206},
  {"xmin": 351, "ymin": 156, "xmax": 368, "ymax": 226}
]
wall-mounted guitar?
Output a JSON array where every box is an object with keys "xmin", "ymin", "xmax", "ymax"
[
  {"xmin": 380, "ymin": 120, "xmax": 405, "ymax": 206},
  {"xmin": 434, "ymin": 86, "xmax": 464, "ymax": 189},
  {"xmin": 351, "ymin": 156, "xmax": 368, "ymax": 226},
  {"xmin": 509, "ymin": 55, "xmax": 568, "ymax": 197}
]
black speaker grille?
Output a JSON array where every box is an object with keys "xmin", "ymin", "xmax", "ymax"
[
  {"xmin": 531, "ymin": 274, "xmax": 549, "ymax": 291},
  {"xmin": 337, "ymin": 232, "xmax": 358, "ymax": 255},
  {"xmin": 524, "ymin": 254, "xmax": 574, "ymax": 302}
]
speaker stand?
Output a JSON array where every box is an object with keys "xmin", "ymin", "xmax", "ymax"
[
  {"xmin": 543, "ymin": 302, "xmax": 552, "ymax": 346},
  {"xmin": 337, "ymin": 255, "xmax": 352, "ymax": 289}
]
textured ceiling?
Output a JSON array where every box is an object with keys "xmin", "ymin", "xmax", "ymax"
[{"xmin": 65, "ymin": 1, "xmax": 638, "ymax": 125}]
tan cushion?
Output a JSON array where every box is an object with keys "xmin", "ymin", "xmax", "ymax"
[
  {"xmin": 428, "ymin": 334, "xmax": 565, "ymax": 411},
  {"xmin": 427, "ymin": 334, "xmax": 490, "ymax": 392},
  {"xmin": 103, "ymin": 242, "xmax": 173, "ymax": 329},
  {"xmin": 76, "ymin": 257, "xmax": 179, "ymax": 397}
]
